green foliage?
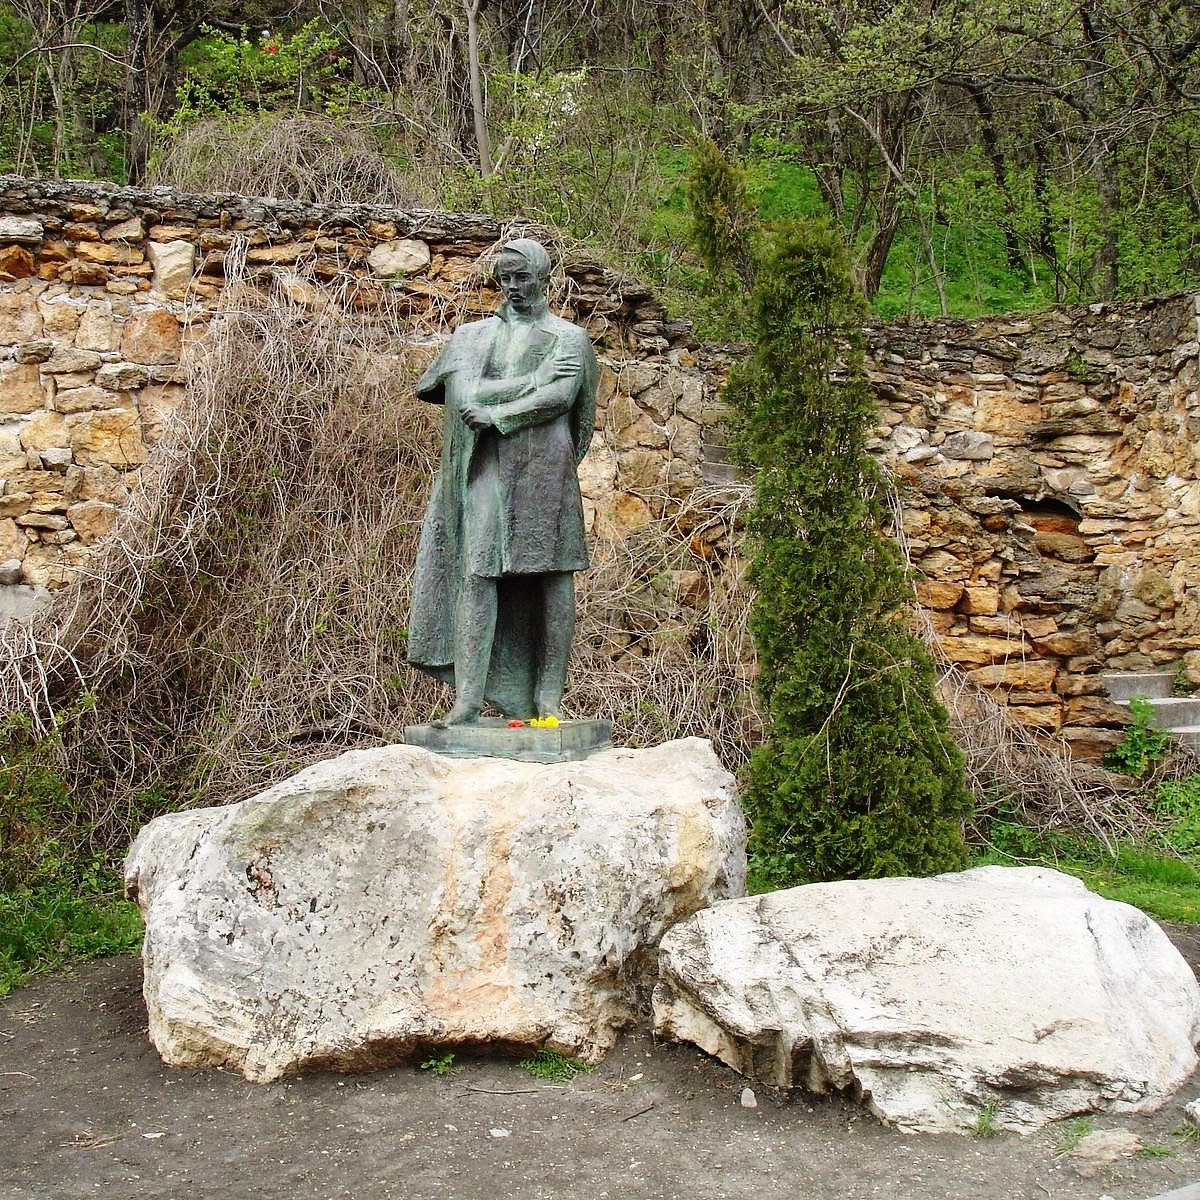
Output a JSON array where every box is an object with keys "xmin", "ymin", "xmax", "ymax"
[
  {"xmin": 0, "ymin": 879, "xmax": 141, "ymax": 997},
  {"xmin": 518, "ymin": 1049, "xmax": 594, "ymax": 1082},
  {"xmin": 0, "ymin": 705, "xmax": 142, "ymax": 994},
  {"xmin": 154, "ymin": 19, "xmax": 363, "ymax": 141},
  {"xmin": 1148, "ymin": 774, "xmax": 1200, "ymax": 856},
  {"xmin": 976, "ymin": 821, "xmax": 1200, "ymax": 924},
  {"xmin": 969, "ymin": 1099, "xmax": 1001, "ymax": 1138},
  {"xmin": 719, "ymin": 207, "xmax": 971, "ymax": 886},
  {"xmin": 1055, "ymin": 1117, "xmax": 1096, "ymax": 1155},
  {"xmin": 1103, "ymin": 697, "xmax": 1170, "ymax": 776},
  {"xmin": 685, "ymin": 138, "xmax": 758, "ymax": 288},
  {"xmin": 419, "ymin": 1052, "xmax": 459, "ymax": 1077}
]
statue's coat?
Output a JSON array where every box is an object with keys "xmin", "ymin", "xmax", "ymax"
[{"xmin": 407, "ymin": 303, "xmax": 597, "ymax": 716}]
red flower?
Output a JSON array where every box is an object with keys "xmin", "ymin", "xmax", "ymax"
[
  {"xmin": 507, "ymin": 719, "xmax": 525, "ymax": 728},
  {"xmin": 265, "ymin": 43, "xmax": 279, "ymax": 54}
]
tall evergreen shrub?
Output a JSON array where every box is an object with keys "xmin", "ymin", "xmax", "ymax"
[{"xmin": 690, "ymin": 145, "xmax": 972, "ymax": 884}]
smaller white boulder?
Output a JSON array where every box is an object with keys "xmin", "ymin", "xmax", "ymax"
[{"xmin": 653, "ymin": 866, "xmax": 1200, "ymax": 1133}]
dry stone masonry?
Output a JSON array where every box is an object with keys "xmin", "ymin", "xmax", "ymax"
[
  {"xmin": 2, "ymin": 176, "xmax": 1200, "ymax": 754},
  {"xmin": 863, "ymin": 297, "xmax": 1200, "ymax": 757},
  {"xmin": 0, "ymin": 176, "xmax": 706, "ymax": 616}
]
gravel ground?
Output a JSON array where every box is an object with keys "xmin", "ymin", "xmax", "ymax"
[{"xmin": 3, "ymin": 941, "xmax": 1200, "ymax": 1200}]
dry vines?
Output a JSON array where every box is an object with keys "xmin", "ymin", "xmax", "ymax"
[{"xmin": 0, "ymin": 264, "xmax": 759, "ymax": 864}]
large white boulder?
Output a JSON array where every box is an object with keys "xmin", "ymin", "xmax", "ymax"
[
  {"xmin": 653, "ymin": 866, "xmax": 1200, "ymax": 1133},
  {"xmin": 125, "ymin": 739, "xmax": 744, "ymax": 1082}
]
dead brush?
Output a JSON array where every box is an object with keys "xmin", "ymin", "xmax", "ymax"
[
  {"xmin": 0, "ymin": 266, "xmax": 758, "ymax": 867},
  {"xmin": 146, "ymin": 114, "xmax": 417, "ymax": 207}
]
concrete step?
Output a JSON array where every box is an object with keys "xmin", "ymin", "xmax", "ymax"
[
  {"xmin": 1113, "ymin": 695, "xmax": 1200, "ymax": 729},
  {"xmin": 1167, "ymin": 725, "xmax": 1200, "ymax": 750},
  {"xmin": 1103, "ymin": 670, "xmax": 1177, "ymax": 701}
]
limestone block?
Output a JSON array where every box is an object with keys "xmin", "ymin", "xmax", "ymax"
[
  {"xmin": 103, "ymin": 216, "xmax": 146, "ymax": 243},
  {"xmin": 0, "ymin": 364, "xmax": 49, "ymax": 415},
  {"xmin": 20, "ymin": 542, "xmax": 76, "ymax": 588},
  {"xmin": 1005, "ymin": 704, "xmax": 1063, "ymax": 731},
  {"xmin": 0, "ymin": 293, "xmax": 42, "ymax": 342},
  {"xmin": 75, "ymin": 302, "xmax": 119, "ymax": 351},
  {"xmin": 609, "ymin": 492, "xmax": 653, "ymax": 536},
  {"xmin": 891, "ymin": 424, "xmax": 927, "ymax": 453},
  {"xmin": 677, "ymin": 377, "xmax": 705, "ymax": 422},
  {"xmin": 124, "ymin": 739, "xmax": 745, "ymax": 1082},
  {"xmin": 960, "ymin": 585, "xmax": 1000, "ymax": 615},
  {"xmin": 64, "ymin": 464, "xmax": 130, "ymax": 504},
  {"xmin": 18, "ymin": 410, "xmax": 67, "ymax": 451},
  {"xmin": 653, "ymin": 867, "xmax": 1200, "ymax": 1133},
  {"xmin": 0, "ymin": 518, "xmax": 27, "ymax": 561},
  {"xmin": 76, "ymin": 241, "xmax": 143, "ymax": 265},
  {"xmin": 617, "ymin": 448, "xmax": 667, "ymax": 490},
  {"xmin": 55, "ymin": 385, "xmax": 122, "ymax": 414},
  {"xmin": 915, "ymin": 579, "xmax": 963, "ymax": 610},
  {"xmin": 95, "ymin": 362, "xmax": 150, "ymax": 391},
  {"xmin": 0, "ymin": 492, "xmax": 30, "ymax": 518},
  {"xmin": 367, "ymin": 239, "xmax": 432, "ymax": 278},
  {"xmin": 577, "ymin": 439, "xmax": 617, "ymax": 502},
  {"xmin": 0, "ymin": 246, "xmax": 35, "ymax": 280},
  {"xmin": 68, "ymin": 407, "xmax": 147, "ymax": 468},
  {"xmin": 37, "ymin": 298, "xmax": 83, "ymax": 335},
  {"xmin": 976, "ymin": 390, "xmax": 1040, "ymax": 432},
  {"xmin": 138, "ymin": 383, "xmax": 185, "ymax": 442},
  {"xmin": 968, "ymin": 659, "xmax": 1059, "ymax": 691},
  {"xmin": 941, "ymin": 430, "xmax": 994, "ymax": 461},
  {"xmin": 0, "ymin": 431, "xmax": 25, "ymax": 475},
  {"xmin": 0, "ymin": 217, "xmax": 44, "ymax": 245},
  {"xmin": 121, "ymin": 309, "xmax": 181, "ymax": 365},
  {"xmin": 1033, "ymin": 628, "xmax": 1099, "ymax": 657},
  {"xmin": 148, "ymin": 240, "xmax": 196, "ymax": 295},
  {"xmin": 936, "ymin": 634, "xmax": 1027, "ymax": 666},
  {"xmin": 66, "ymin": 499, "xmax": 118, "ymax": 543},
  {"xmin": 245, "ymin": 243, "xmax": 310, "ymax": 265},
  {"xmin": 43, "ymin": 346, "xmax": 101, "ymax": 375}
]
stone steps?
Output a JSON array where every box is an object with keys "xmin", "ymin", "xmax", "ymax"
[
  {"xmin": 1102, "ymin": 671, "xmax": 1177, "ymax": 701},
  {"xmin": 1102, "ymin": 671, "xmax": 1200, "ymax": 748}
]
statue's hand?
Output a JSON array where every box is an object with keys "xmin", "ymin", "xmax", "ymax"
[{"xmin": 460, "ymin": 403, "xmax": 494, "ymax": 430}]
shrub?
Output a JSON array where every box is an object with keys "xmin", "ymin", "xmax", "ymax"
[{"xmin": 712, "ymin": 203, "xmax": 972, "ymax": 885}]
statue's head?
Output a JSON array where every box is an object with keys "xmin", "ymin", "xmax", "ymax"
[{"xmin": 494, "ymin": 238, "xmax": 550, "ymax": 315}]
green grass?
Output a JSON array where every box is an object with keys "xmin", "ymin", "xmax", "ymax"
[
  {"xmin": 0, "ymin": 879, "xmax": 142, "ymax": 997},
  {"xmin": 1055, "ymin": 1117, "xmax": 1096, "ymax": 1155},
  {"xmin": 976, "ymin": 828, "xmax": 1200, "ymax": 924},
  {"xmin": 518, "ymin": 1049, "xmax": 594, "ymax": 1082}
]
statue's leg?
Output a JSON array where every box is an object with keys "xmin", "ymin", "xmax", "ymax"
[
  {"xmin": 535, "ymin": 572, "xmax": 575, "ymax": 717},
  {"xmin": 435, "ymin": 573, "xmax": 497, "ymax": 727}
]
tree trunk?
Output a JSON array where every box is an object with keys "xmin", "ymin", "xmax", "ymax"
[{"xmin": 464, "ymin": 0, "xmax": 492, "ymax": 177}]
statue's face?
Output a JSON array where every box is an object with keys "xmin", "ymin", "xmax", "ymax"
[{"xmin": 495, "ymin": 254, "xmax": 546, "ymax": 314}]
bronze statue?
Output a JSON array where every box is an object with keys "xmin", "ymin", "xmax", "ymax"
[{"xmin": 407, "ymin": 238, "xmax": 597, "ymax": 727}]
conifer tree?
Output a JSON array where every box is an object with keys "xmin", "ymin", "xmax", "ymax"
[{"xmin": 689, "ymin": 145, "xmax": 973, "ymax": 885}]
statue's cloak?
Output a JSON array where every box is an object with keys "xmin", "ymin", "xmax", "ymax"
[{"xmin": 406, "ymin": 304, "xmax": 597, "ymax": 716}]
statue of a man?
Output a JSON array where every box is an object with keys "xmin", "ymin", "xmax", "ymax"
[{"xmin": 407, "ymin": 238, "xmax": 598, "ymax": 727}]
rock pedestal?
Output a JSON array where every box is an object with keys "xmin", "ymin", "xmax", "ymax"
[
  {"xmin": 124, "ymin": 738, "xmax": 744, "ymax": 1082},
  {"xmin": 653, "ymin": 866, "xmax": 1200, "ymax": 1133}
]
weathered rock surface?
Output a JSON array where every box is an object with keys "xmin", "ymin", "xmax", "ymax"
[
  {"xmin": 125, "ymin": 738, "xmax": 744, "ymax": 1083},
  {"xmin": 653, "ymin": 866, "xmax": 1200, "ymax": 1133}
]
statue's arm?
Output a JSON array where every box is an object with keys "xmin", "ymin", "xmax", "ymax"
[{"xmin": 487, "ymin": 333, "xmax": 590, "ymax": 436}]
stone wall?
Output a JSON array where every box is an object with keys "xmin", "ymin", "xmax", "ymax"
[
  {"xmin": 864, "ymin": 296, "xmax": 1200, "ymax": 756},
  {"xmin": 0, "ymin": 176, "xmax": 709, "ymax": 620},
  {"xmin": 2, "ymin": 176, "xmax": 1199, "ymax": 755}
]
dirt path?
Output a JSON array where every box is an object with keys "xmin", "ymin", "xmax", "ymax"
[{"xmin": 2, "ymin": 951, "xmax": 1199, "ymax": 1200}]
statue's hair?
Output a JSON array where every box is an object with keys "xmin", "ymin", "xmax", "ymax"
[{"xmin": 496, "ymin": 238, "xmax": 551, "ymax": 279}]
